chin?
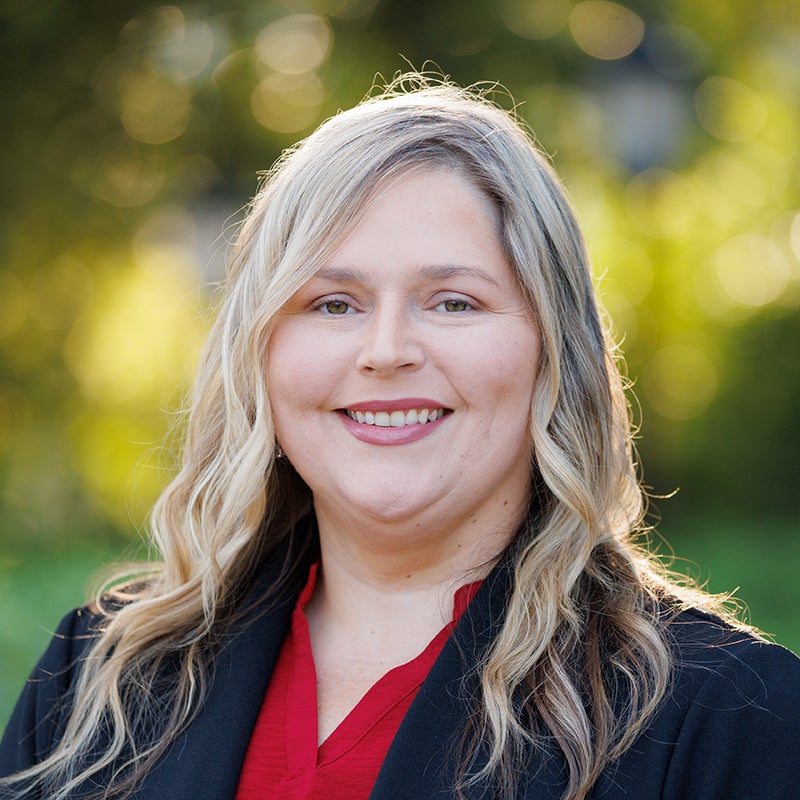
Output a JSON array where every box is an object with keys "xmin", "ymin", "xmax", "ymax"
[
  {"xmin": 354, "ymin": 495, "xmax": 432, "ymax": 526},
  {"xmin": 321, "ymin": 482, "xmax": 439, "ymax": 528}
]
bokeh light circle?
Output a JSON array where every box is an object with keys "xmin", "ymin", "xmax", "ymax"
[
  {"xmin": 569, "ymin": 1, "xmax": 644, "ymax": 60},
  {"xmin": 714, "ymin": 233, "xmax": 790, "ymax": 308},
  {"xmin": 643, "ymin": 344, "xmax": 718, "ymax": 420},
  {"xmin": 695, "ymin": 76, "xmax": 768, "ymax": 142}
]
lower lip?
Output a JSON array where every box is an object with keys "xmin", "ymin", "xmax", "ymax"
[{"xmin": 338, "ymin": 411, "xmax": 449, "ymax": 445}]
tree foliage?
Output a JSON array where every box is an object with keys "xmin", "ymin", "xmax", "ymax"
[{"xmin": 1, "ymin": 0, "xmax": 798, "ymax": 549}]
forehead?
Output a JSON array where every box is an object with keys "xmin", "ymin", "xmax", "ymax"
[
  {"xmin": 324, "ymin": 166, "xmax": 501, "ymax": 256},
  {"xmin": 301, "ymin": 169, "xmax": 528, "ymax": 306}
]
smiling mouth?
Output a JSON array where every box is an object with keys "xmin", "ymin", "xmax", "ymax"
[{"xmin": 342, "ymin": 408, "xmax": 451, "ymax": 427}]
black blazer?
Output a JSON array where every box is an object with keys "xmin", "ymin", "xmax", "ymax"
[{"xmin": 2, "ymin": 543, "xmax": 800, "ymax": 799}]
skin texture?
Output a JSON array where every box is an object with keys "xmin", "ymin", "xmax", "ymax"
[{"xmin": 266, "ymin": 169, "xmax": 541, "ymax": 740}]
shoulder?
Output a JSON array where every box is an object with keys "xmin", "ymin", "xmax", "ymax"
[
  {"xmin": 665, "ymin": 605, "xmax": 800, "ymax": 705},
  {"xmin": 0, "ymin": 605, "xmax": 106, "ymax": 777},
  {"xmin": 602, "ymin": 606, "xmax": 800, "ymax": 799},
  {"xmin": 669, "ymin": 604, "xmax": 800, "ymax": 726},
  {"xmin": 668, "ymin": 608, "xmax": 800, "ymax": 797},
  {"xmin": 30, "ymin": 604, "xmax": 107, "ymax": 686}
]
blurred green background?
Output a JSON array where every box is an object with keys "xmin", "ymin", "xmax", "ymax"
[{"xmin": 1, "ymin": 0, "xmax": 799, "ymax": 725}]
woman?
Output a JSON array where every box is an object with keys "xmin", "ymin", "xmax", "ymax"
[{"xmin": 1, "ymin": 74, "xmax": 799, "ymax": 800}]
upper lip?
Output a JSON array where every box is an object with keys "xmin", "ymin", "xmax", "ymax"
[{"xmin": 341, "ymin": 397, "xmax": 451, "ymax": 413}]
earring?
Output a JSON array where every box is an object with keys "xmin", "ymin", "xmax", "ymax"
[{"xmin": 275, "ymin": 442, "xmax": 285, "ymax": 459}]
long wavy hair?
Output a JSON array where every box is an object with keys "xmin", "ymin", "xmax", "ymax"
[{"xmin": 2, "ymin": 73, "xmax": 743, "ymax": 800}]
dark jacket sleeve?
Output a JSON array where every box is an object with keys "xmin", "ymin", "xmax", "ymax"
[
  {"xmin": 660, "ymin": 632, "xmax": 800, "ymax": 799},
  {"xmin": 0, "ymin": 607, "xmax": 101, "ymax": 781},
  {"xmin": 0, "ymin": 536, "xmax": 309, "ymax": 800},
  {"xmin": 592, "ymin": 609, "xmax": 800, "ymax": 800}
]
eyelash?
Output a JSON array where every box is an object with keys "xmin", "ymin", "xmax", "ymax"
[
  {"xmin": 435, "ymin": 298, "xmax": 473, "ymax": 313},
  {"xmin": 313, "ymin": 298, "xmax": 355, "ymax": 315},
  {"xmin": 311, "ymin": 295, "xmax": 476, "ymax": 315}
]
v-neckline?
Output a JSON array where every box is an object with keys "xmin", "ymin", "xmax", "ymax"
[{"xmin": 285, "ymin": 564, "xmax": 482, "ymax": 770}]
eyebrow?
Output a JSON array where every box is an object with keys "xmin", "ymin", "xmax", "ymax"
[{"xmin": 313, "ymin": 264, "xmax": 501, "ymax": 287}]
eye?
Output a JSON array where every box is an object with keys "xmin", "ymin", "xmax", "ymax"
[
  {"xmin": 435, "ymin": 298, "xmax": 472, "ymax": 313},
  {"xmin": 315, "ymin": 299, "xmax": 354, "ymax": 315}
]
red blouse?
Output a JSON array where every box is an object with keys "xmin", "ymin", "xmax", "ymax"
[{"xmin": 235, "ymin": 565, "xmax": 481, "ymax": 800}]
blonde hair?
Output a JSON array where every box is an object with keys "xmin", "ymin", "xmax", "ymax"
[{"xmin": 3, "ymin": 73, "xmax": 741, "ymax": 800}]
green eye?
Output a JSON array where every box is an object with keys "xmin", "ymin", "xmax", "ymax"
[
  {"xmin": 441, "ymin": 299, "xmax": 470, "ymax": 312},
  {"xmin": 322, "ymin": 300, "xmax": 351, "ymax": 315}
]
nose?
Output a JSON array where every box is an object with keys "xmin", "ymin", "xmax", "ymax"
[{"xmin": 355, "ymin": 301, "xmax": 425, "ymax": 374}]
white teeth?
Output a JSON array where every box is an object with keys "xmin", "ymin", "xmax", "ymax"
[{"xmin": 345, "ymin": 407, "xmax": 447, "ymax": 427}]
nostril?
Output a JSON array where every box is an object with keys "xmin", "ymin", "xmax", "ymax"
[{"xmin": 355, "ymin": 344, "xmax": 425, "ymax": 373}]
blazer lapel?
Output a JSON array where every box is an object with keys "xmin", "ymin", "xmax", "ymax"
[
  {"xmin": 370, "ymin": 556, "xmax": 567, "ymax": 800},
  {"xmin": 134, "ymin": 541, "xmax": 309, "ymax": 800},
  {"xmin": 370, "ymin": 560, "xmax": 511, "ymax": 800}
]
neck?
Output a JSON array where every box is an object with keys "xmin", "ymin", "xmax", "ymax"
[
  {"xmin": 316, "ymin": 498, "xmax": 520, "ymax": 584},
  {"xmin": 305, "ymin": 498, "xmax": 524, "ymax": 636}
]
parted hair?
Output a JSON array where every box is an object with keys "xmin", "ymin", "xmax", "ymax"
[{"xmin": 2, "ymin": 73, "xmax": 741, "ymax": 800}]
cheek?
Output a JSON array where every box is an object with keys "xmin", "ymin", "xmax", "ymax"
[
  {"xmin": 267, "ymin": 326, "xmax": 344, "ymax": 413},
  {"xmin": 485, "ymin": 330, "xmax": 540, "ymax": 407}
]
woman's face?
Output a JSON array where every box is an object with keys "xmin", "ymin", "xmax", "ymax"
[{"xmin": 267, "ymin": 168, "xmax": 541, "ymax": 541}]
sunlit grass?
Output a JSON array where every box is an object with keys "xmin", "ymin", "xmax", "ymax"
[{"xmin": 663, "ymin": 516, "xmax": 800, "ymax": 648}]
